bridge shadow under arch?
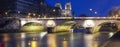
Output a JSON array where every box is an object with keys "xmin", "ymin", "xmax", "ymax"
[{"xmin": 93, "ymin": 22, "xmax": 120, "ymax": 33}]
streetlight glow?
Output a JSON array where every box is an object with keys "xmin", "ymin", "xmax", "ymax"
[
  {"xmin": 95, "ymin": 12, "xmax": 98, "ymax": 14},
  {"xmin": 46, "ymin": 20, "xmax": 56, "ymax": 27},
  {"xmin": 18, "ymin": 11, "xmax": 20, "ymax": 14},
  {"xmin": 53, "ymin": 9, "xmax": 56, "ymax": 12},
  {"xmin": 33, "ymin": 13, "xmax": 36, "ymax": 16},
  {"xmin": 5, "ymin": 12, "xmax": 8, "ymax": 15},
  {"xmin": 89, "ymin": 8, "xmax": 93, "ymax": 11},
  {"xmin": 28, "ymin": 13, "xmax": 31, "ymax": 15}
]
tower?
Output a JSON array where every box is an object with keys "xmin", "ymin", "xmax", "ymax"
[
  {"xmin": 65, "ymin": 2, "xmax": 72, "ymax": 10},
  {"xmin": 64, "ymin": 0, "xmax": 72, "ymax": 17},
  {"xmin": 55, "ymin": 2, "xmax": 62, "ymax": 9},
  {"xmin": 65, "ymin": 0, "xmax": 71, "ymax": 10}
]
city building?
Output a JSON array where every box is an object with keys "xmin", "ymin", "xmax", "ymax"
[
  {"xmin": 55, "ymin": 1, "xmax": 73, "ymax": 17},
  {"xmin": 0, "ymin": 0, "xmax": 61, "ymax": 17}
]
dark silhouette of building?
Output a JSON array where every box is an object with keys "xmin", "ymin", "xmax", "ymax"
[{"xmin": 0, "ymin": 0, "xmax": 61, "ymax": 17}]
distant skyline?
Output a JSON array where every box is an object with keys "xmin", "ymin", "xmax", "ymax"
[{"xmin": 46, "ymin": 0, "xmax": 120, "ymax": 17}]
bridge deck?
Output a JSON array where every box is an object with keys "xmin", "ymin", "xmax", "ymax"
[{"xmin": 3, "ymin": 17, "xmax": 120, "ymax": 20}]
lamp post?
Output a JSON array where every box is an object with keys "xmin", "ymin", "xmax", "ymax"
[
  {"xmin": 89, "ymin": 8, "xmax": 93, "ymax": 16},
  {"xmin": 46, "ymin": 20, "xmax": 56, "ymax": 33}
]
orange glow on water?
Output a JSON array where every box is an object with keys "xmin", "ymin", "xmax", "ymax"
[{"xmin": 31, "ymin": 41, "xmax": 37, "ymax": 47}]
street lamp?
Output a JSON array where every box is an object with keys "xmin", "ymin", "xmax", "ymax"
[
  {"xmin": 89, "ymin": 8, "xmax": 93, "ymax": 11},
  {"xmin": 28, "ymin": 13, "xmax": 31, "ymax": 16},
  {"xmin": 94, "ymin": 11, "xmax": 98, "ymax": 14},
  {"xmin": 46, "ymin": 20, "xmax": 56, "ymax": 33},
  {"xmin": 89, "ymin": 8, "xmax": 93, "ymax": 16}
]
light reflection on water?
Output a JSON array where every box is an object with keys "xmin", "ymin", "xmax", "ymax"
[
  {"xmin": 31, "ymin": 41, "xmax": 37, "ymax": 47},
  {"xmin": 84, "ymin": 34, "xmax": 94, "ymax": 47},
  {"xmin": 3, "ymin": 34, "xmax": 9, "ymax": 47},
  {"xmin": 62, "ymin": 40, "xmax": 68, "ymax": 47},
  {"xmin": 47, "ymin": 34, "xmax": 57, "ymax": 47},
  {"xmin": 0, "ymin": 32, "xmax": 114, "ymax": 47}
]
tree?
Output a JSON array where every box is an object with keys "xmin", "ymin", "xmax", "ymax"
[{"xmin": 108, "ymin": 7, "xmax": 120, "ymax": 17}]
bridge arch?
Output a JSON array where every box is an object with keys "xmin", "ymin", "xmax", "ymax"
[
  {"xmin": 93, "ymin": 22, "xmax": 120, "ymax": 33},
  {"xmin": 21, "ymin": 22, "xmax": 45, "ymax": 32},
  {"xmin": 53, "ymin": 21, "xmax": 77, "ymax": 33}
]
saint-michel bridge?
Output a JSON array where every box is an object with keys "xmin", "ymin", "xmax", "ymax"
[{"xmin": 1, "ymin": 17, "xmax": 120, "ymax": 30}]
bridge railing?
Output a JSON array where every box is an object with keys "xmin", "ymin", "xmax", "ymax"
[
  {"xmin": 2, "ymin": 17, "xmax": 120, "ymax": 20},
  {"xmin": 19, "ymin": 17, "xmax": 120, "ymax": 20}
]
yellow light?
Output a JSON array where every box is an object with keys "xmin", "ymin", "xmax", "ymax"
[
  {"xmin": 3, "ymin": 34, "xmax": 9, "ymax": 42},
  {"xmin": 47, "ymin": 34, "xmax": 57, "ymax": 47},
  {"xmin": 53, "ymin": 9, "xmax": 56, "ymax": 12},
  {"xmin": 62, "ymin": 41, "xmax": 68, "ymax": 47},
  {"xmin": 44, "ymin": 16, "xmax": 46, "ymax": 18},
  {"xmin": 21, "ymin": 26, "xmax": 44, "ymax": 32},
  {"xmin": 28, "ymin": 13, "xmax": 31, "ymax": 15},
  {"xmin": 33, "ymin": 13, "xmax": 36, "ymax": 16},
  {"xmin": 28, "ymin": 42, "xmax": 31, "ymax": 45},
  {"xmin": 31, "ymin": 41, "xmax": 37, "ymax": 47},
  {"xmin": 115, "ymin": 14, "xmax": 119, "ymax": 18}
]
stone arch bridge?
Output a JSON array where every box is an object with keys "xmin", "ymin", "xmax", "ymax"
[
  {"xmin": 1, "ymin": 17, "xmax": 120, "ymax": 29},
  {"xmin": 20, "ymin": 17, "xmax": 120, "ymax": 27}
]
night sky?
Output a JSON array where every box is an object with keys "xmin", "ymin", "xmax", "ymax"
[{"xmin": 46, "ymin": 0, "xmax": 120, "ymax": 17}]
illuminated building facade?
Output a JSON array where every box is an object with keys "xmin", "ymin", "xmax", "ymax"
[{"xmin": 55, "ymin": 1, "xmax": 73, "ymax": 17}]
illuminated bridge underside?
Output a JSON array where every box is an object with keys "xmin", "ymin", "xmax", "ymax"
[
  {"xmin": 20, "ymin": 17, "xmax": 120, "ymax": 27},
  {"xmin": 18, "ymin": 17, "xmax": 120, "ymax": 32}
]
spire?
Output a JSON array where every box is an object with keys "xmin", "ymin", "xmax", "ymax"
[
  {"xmin": 65, "ymin": 0, "xmax": 71, "ymax": 10},
  {"xmin": 55, "ymin": 2, "xmax": 62, "ymax": 9}
]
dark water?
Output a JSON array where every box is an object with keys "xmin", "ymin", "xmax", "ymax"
[{"xmin": 0, "ymin": 32, "xmax": 113, "ymax": 47}]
